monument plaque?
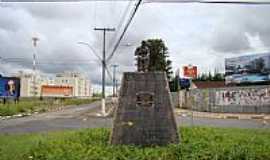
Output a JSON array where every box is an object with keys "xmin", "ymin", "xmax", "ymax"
[{"xmin": 136, "ymin": 92, "xmax": 154, "ymax": 108}]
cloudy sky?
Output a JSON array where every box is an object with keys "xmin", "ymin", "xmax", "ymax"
[{"xmin": 0, "ymin": 1, "xmax": 270, "ymax": 92}]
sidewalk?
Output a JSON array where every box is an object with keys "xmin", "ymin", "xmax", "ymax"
[{"xmin": 175, "ymin": 109, "xmax": 270, "ymax": 120}]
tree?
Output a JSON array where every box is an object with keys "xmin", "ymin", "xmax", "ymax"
[
  {"xmin": 208, "ymin": 72, "xmax": 213, "ymax": 81},
  {"xmin": 169, "ymin": 76, "xmax": 179, "ymax": 92},
  {"xmin": 213, "ymin": 73, "xmax": 224, "ymax": 81},
  {"xmin": 194, "ymin": 71, "xmax": 225, "ymax": 81},
  {"xmin": 135, "ymin": 39, "xmax": 173, "ymax": 80}
]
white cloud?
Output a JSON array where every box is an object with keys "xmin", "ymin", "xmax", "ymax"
[{"xmin": 0, "ymin": 2, "xmax": 270, "ymax": 87}]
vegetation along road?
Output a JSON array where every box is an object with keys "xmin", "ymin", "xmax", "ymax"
[{"xmin": 0, "ymin": 101, "xmax": 269, "ymax": 134}]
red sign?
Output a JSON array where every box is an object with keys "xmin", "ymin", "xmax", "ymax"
[
  {"xmin": 183, "ymin": 66, "xmax": 197, "ymax": 79},
  {"xmin": 41, "ymin": 85, "xmax": 73, "ymax": 97}
]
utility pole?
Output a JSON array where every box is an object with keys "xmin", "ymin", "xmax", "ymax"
[
  {"xmin": 115, "ymin": 79, "xmax": 119, "ymax": 96},
  {"xmin": 111, "ymin": 64, "xmax": 119, "ymax": 97},
  {"xmin": 32, "ymin": 37, "xmax": 39, "ymax": 97},
  {"xmin": 94, "ymin": 27, "xmax": 115, "ymax": 116}
]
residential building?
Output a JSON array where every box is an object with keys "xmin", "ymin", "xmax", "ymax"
[
  {"xmin": 54, "ymin": 71, "xmax": 91, "ymax": 97},
  {"xmin": 16, "ymin": 71, "xmax": 50, "ymax": 97},
  {"xmin": 16, "ymin": 71, "xmax": 91, "ymax": 97}
]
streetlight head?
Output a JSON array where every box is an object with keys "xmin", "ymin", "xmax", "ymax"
[
  {"xmin": 111, "ymin": 64, "xmax": 119, "ymax": 67},
  {"xmin": 77, "ymin": 41, "xmax": 89, "ymax": 46},
  {"xmin": 32, "ymin": 37, "xmax": 39, "ymax": 47},
  {"xmin": 121, "ymin": 43, "xmax": 133, "ymax": 47}
]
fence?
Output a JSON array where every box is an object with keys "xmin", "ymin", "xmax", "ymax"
[{"xmin": 173, "ymin": 85, "xmax": 270, "ymax": 113}]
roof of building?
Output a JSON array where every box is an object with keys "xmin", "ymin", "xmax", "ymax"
[{"xmin": 193, "ymin": 81, "xmax": 226, "ymax": 89}]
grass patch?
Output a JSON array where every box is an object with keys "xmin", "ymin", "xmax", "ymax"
[
  {"xmin": 0, "ymin": 98, "xmax": 99, "ymax": 116},
  {"xmin": 0, "ymin": 127, "xmax": 269, "ymax": 160},
  {"xmin": 62, "ymin": 98, "xmax": 98, "ymax": 106}
]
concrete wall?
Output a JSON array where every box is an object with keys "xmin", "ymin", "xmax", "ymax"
[
  {"xmin": 111, "ymin": 72, "xmax": 179, "ymax": 146},
  {"xmin": 170, "ymin": 92, "xmax": 179, "ymax": 108},
  {"xmin": 176, "ymin": 85, "xmax": 270, "ymax": 113}
]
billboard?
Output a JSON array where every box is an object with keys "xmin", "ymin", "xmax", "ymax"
[
  {"xmin": 183, "ymin": 65, "xmax": 197, "ymax": 79},
  {"xmin": 179, "ymin": 78, "xmax": 191, "ymax": 89},
  {"xmin": 225, "ymin": 53, "xmax": 270, "ymax": 84},
  {"xmin": 41, "ymin": 85, "xmax": 73, "ymax": 97},
  {"xmin": 0, "ymin": 77, "xmax": 20, "ymax": 98}
]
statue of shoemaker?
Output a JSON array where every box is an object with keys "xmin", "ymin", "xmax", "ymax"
[{"xmin": 135, "ymin": 41, "xmax": 150, "ymax": 72}]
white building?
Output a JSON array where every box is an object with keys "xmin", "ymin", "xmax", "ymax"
[
  {"xmin": 16, "ymin": 71, "xmax": 91, "ymax": 97},
  {"xmin": 16, "ymin": 71, "xmax": 50, "ymax": 97},
  {"xmin": 54, "ymin": 71, "xmax": 91, "ymax": 97}
]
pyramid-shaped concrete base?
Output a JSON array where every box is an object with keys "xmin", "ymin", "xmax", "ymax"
[{"xmin": 110, "ymin": 72, "xmax": 179, "ymax": 146}]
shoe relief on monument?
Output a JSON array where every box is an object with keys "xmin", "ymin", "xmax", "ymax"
[{"xmin": 136, "ymin": 91, "xmax": 154, "ymax": 108}]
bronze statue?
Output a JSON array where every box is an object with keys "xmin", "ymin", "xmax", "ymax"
[{"xmin": 135, "ymin": 41, "xmax": 150, "ymax": 72}]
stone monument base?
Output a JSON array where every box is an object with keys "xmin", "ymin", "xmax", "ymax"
[{"xmin": 110, "ymin": 72, "xmax": 179, "ymax": 146}]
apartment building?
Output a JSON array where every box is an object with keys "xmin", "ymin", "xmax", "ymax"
[
  {"xmin": 16, "ymin": 71, "xmax": 91, "ymax": 97},
  {"xmin": 16, "ymin": 71, "xmax": 50, "ymax": 97},
  {"xmin": 54, "ymin": 71, "xmax": 91, "ymax": 97}
]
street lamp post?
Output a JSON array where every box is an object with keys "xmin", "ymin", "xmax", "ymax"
[
  {"xmin": 78, "ymin": 42, "xmax": 102, "ymax": 61},
  {"xmin": 78, "ymin": 41, "xmax": 104, "ymax": 115},
  {"xmin": 94, "ymin": 27, "xmax": 115, "ymax": 116},
  {"xmin": 78, "ymin": 40, "xmax": 131, "ymax": 115}
]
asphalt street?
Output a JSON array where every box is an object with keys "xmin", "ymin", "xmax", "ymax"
[{"xmin": 0, "ymin": 101, "xmax": 269, "ymax": 134}]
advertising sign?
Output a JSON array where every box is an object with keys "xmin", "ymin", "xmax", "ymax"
[
  {"xmin": 179, "ymin": 78, "xmax": 191, "ymax": 89},
  {"xmin": 183, "ymin": 65, "xmax": 197, "ymax": 79},
  {"xmin": 0, "ymin": 77, "xmax": 20, "ymax": 98},
  {"xmin": 225, "ymin": 53, "xmax": 270, "ymax": 84},
  {"xmin": 41, "ymin": 85, "xmax": 73, "ymax": 97}
]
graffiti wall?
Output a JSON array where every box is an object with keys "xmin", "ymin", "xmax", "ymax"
[
  {"xmin": 216, "ymin": 88, "xmax": 270, "ymax": 106},
  {"xmin": 180, "ymin": 85, "xmax": 270, "ymax": 113}
]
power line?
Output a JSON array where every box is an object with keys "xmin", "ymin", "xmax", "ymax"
[
  {"xmin": 0, "ymin": 57, "xmax": 97, "ymax": 62},
  {"xmin": 107, "ymin": 0, "xmax": 143, "ymax": 62},
  {"xmin": 106, "ymin": 0, "xmax": 270, "ymax": 62},
  {"xmin": 104, "ymin": 63, "xmax": 114, "ymax": 83},
  {"xmin": 1, "ymin": 0, "xmax": 135, "ymax": 1},
  {"xmin": 108, "ymin": 0, "xmax": 134, "ymax": 48},
  {"xmin": 1, "ymin": 0, "xmax": 270, "ymax": 3},
  {"xmin": 78, "ymin": 42, "xmax": 103, "ymax": 62},
  {"xmin": 111, "ymin": 64, "xmax": 119, "ymax": 96},
  {"xmin": 0, "ymin": 57, "xmax": 99, "ymax": 66},
  {"xmin": 144, "ymin": 0, "xmax": 270, "ymax": 5}
]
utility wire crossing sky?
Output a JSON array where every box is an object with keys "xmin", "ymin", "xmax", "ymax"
[{"xmin": 0, "ymin": 0, "xmax": 270, "ymax": 91}]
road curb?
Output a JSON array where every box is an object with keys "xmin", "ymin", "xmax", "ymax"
[{"xmin": 175, "ymin": 109, "xmax": 270, "ymax": 120}]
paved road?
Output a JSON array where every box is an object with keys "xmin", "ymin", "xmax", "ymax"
[{"xmin": 0, "ymin": 102, "xmax": 269, "ymax": 134}]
